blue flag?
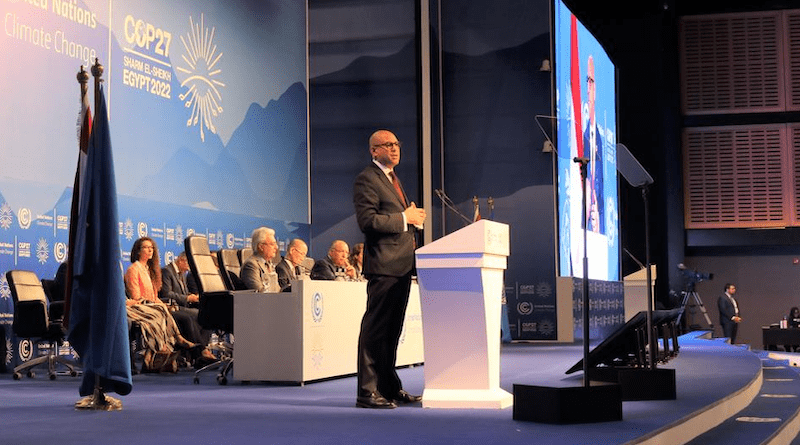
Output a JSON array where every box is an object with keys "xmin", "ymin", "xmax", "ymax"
[{"xmin": 67, "ymin": 83, "xmax": 132, "ymax": 397}]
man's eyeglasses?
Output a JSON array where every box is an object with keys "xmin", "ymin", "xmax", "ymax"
[{"xmin": 372, "ymin": 141, "xmax": 402, "ymax": 150}]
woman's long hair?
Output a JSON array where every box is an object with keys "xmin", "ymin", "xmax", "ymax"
[
  {"xmin": 130, "ymin": 236, "xmax": 162, "ymax": 291},
  {"xmin": 349, "ymin": 242, "xmax": 364, "ymax": 269}
]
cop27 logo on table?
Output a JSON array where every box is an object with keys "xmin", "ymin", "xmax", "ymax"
[
  {"xmin": 177, "ymin": 14, "xmax": 225, "ymax": 143},
  {"xmin": 312, "ymin": 292, "xmax": 323, "ymax": 323}
]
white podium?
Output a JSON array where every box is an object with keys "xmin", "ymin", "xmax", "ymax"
[{"xmin": 415, "ymin": 219, "xmax": 512, "ymax": 409}]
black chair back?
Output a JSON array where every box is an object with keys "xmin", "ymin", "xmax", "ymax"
[
  {"xmin": 184, "ymin": 236, "xmax": 227, "ymax": 294},
  {"xmin": 6, "ymin": 270, "xmax": 50, "ymax": 338},
  {"xmin": 6, "ymin": 270, "xmax": 79, "ymax": 379},
  {"xmin": 184, "ymin": 235, "xmax": 234, "ymax": 333},
  {"xmin": 217, "ymin": 249, "xmax": 245, "ymax": 290},
  {"xmin": 238, "ymin": 247, "xmax": 252, "ymax": 265}
]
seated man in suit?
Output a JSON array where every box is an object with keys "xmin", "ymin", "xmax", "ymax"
[
  {"xmin": 276, "ymin": 238, "xmax": 308, "ymax": 292},
  {"xmin": 310, "ymin": 240, "xmax": 357, "ymax": 281},
  {"xmin": 160, "ymin": 251, "xmax": 199, "ymax": 308},
  {"xmin": 159, "ymin": 251, "xmax": 214, "ymax": 367},
  {"xmin": 241, "ymin": 226, "xmax": 280, "ymax": 292}
]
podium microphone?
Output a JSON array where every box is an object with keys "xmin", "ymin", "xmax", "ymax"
[{"xmin": 434, "ymin": 189, "xmax": 472, "ymax": 225}]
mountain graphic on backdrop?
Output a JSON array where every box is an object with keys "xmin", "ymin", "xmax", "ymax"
[{"xmin": 132, "ymin": 81, "xmax": 308, "ymax": 222}]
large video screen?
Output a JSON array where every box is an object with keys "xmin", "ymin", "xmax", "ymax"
[{"xmin": 554, "ymin": 0, "xmax": 619, "ymax": 281}]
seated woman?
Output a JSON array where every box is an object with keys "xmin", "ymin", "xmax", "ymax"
[
  {"xmin": 124, "ymin": 237, "xmax": 214, "ymax": 372},
  {"xmin": 348, "ymin": 242, "xmax": 367, "ymax": 282}
]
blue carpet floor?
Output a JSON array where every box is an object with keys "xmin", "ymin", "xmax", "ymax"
[{"xmin": 0, "ymin": 334, "xmax": 793, "ymax": 445}]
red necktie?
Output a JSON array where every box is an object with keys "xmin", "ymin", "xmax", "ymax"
[
  {"xmin": 388, "ymin": 171, "xmax": 406, "ymax": 205},
  {"xmin": 390, "ymin": 171, "xmax": 417, "ymax": 249}
]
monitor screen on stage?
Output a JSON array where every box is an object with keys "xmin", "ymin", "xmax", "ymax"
[{"xmin": 554, "ymin": 0, "xmax": 620, "ymax": 281}]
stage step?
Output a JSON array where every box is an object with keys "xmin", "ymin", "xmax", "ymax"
[{"xmin": 684, "ymin": 355, "xmax": 800, "ymax": 445}]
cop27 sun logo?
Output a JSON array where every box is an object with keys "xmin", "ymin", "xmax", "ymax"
[{"xmin": 177, "ymin": 14, "xmax": 225, "ymax": 143}]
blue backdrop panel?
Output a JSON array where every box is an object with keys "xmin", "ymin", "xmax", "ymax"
[{"xmin": 0, "ymin": 0, "xmax": 308, "ymax": 372}]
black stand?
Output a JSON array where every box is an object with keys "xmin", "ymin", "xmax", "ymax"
[
  {"xmin": 513, "ymin": 156, "xmax": 622, "ymax": 424},
  {"xmin": 74, "ymin": 374, "xmax": 123, "ymax": 411},
  {"xmin": 611, "ymin": 143, "xmax": 676, "ymax": 401}
]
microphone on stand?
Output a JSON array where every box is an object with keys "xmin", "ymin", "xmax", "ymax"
[{"xmin": 434, "ymin": 189, "xmax": 472, "ymax": 225}]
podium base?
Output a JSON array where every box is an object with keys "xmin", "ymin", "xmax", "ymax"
[
  {"xmin": 513, "ymin": 383, "xmax": 622, "ymax": 424},
  {"xmin": 589, "ymin": 367, "xmax": 677, "ymax": 401},
  {"xmin": 422, "ymin": 388, "xmax": 513, "ymax": 409}
]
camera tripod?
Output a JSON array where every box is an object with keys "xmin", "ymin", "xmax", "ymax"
[{"xmin": 676, "ymin": 290, "xmax": 714, "ymax": 331}]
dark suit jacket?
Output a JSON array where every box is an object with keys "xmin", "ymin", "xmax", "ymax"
[
  {"xmin": 718, "ymin": 293, "xmax": 738, "ymax": 321},
  {"xmin": 353, "ymin": 162, "xmax": 417, "ymax": 277},
  {"xmin": 310, "ymin": 257, "xmax": 346, "ymax": 281},
  {"xmin": 275, "ymin": 257, "xmax": 296, "ymax": 292},
  {"xmin": 159, "ymin": 264, "xmax": 192, "ymax": 307}
]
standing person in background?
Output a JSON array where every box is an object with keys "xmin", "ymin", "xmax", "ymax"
[
  {"xmin": 353, "ymin": 129, "xmax": 426, "ymax": 409},
  {"xmin": 718, "ymin": 283, "xmax": 742, "ymax": 344}
]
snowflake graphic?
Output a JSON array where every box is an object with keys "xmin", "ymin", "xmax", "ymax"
[
  {"xmin": 36, "ymin": 238, "xmax": 49, "ymax": 264},
  {"xmin": 5, "ymin": 338, "xmax": 11, "ymax": 367},
  {"xmin": 536, "ymin": 281, "xmax": 552, "ymax": 299},
  {"xmin": 124, "ymin": 219, "xmax": 134, "ymax": 241},
  {"xmin": 0, "ymin": 202, "xmax": 12, "ymax": 230},
  {"xmin": 0, "ymin": 276, "xmax": 10, "ymax": 301}
]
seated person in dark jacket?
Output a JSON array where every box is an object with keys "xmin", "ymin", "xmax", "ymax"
[
  {"xmin": 276, "ymin": 238, "xmax": 308, "ymax": 292},
  {"xmin": 789, "ymin": 307, "xmax": 800, "ymax": 328},
  {"xmin": 159, "ymin": 252, "xmax": 199, "ymax": 308},
  {"xmin": 159, "ymin": 251, "xmax": 213, "ymax": 366},
  {"xmin": 310, "ymin": 240, "xmax": 357, "ymax": 281}
]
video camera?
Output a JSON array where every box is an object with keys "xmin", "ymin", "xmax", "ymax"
[{"xmin": 677, "ymin": 263, "xmax": 713, "ymax": 291}]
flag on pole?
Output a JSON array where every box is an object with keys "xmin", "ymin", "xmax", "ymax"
[
  {"xmin": 63, "ymin": 76, "xmax": 92, "ymax": 328},
  {"xmin": 67, "ymin": 83, "xmax": 132, "ymax": 397},
  {"xmin": 570, "ymin": 14, "xmax": 584, "ymax": 159}
]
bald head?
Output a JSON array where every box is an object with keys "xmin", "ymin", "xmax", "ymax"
[{"xmin": 369, "ymin": 129, "xmax": 401, "ymax": 169}]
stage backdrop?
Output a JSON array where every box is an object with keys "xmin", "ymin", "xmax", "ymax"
[{"xmin": 0, "ymin": 0, "xmax": 308, "ymax": 371}]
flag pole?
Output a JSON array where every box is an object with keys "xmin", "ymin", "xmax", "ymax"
[
  {"xmin": 74, "ymin": 58, "xmax": 123, "ymax": 411},
  {"xmin": 64, "ymin": 66, "xmax": 91, "ymax": 329},
  {"xmin": 91, "ymin": 58, "xmax": 103, "ymax": 114}
]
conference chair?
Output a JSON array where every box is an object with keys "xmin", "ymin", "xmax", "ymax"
[
  {"xmin": 6, "ymin": 270, "xmax": 79, "ymax": 380},
  {"xmin": 301, "ymin": 257, "xmax": 315, "ymax": 276},
  {"xmin": 217, "ymin": 248, "xmax": 245, "ymax": 290},
  {"xmin": 184, "ymin": 235, "xmax": 254, "ymax": 384},
  {"xmin": 238, "ymin": 247, "xmax": 252, "ymax": 265}
]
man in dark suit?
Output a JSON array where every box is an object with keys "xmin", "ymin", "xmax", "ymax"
[
  {"xmin": 310, "ymin": 240, "xmax": 356, "ymax": 281},
  {"xmin": 353, "ymin": 129, "xmax": 426, "ymax": 409},
  {"xmin": 276, "ymin": 238, "xmax": 308, "ymax": 292},
  {"xmin": 160, "ymin": 251, "xmax": 199, "ymax": 308},
  {"xmin": 718, "ymin": 283, "xmax": 742, "ymax": 344},
  {"xmin": 159, "ymin": 251, "xmax": 214, "ymax": 366}
]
